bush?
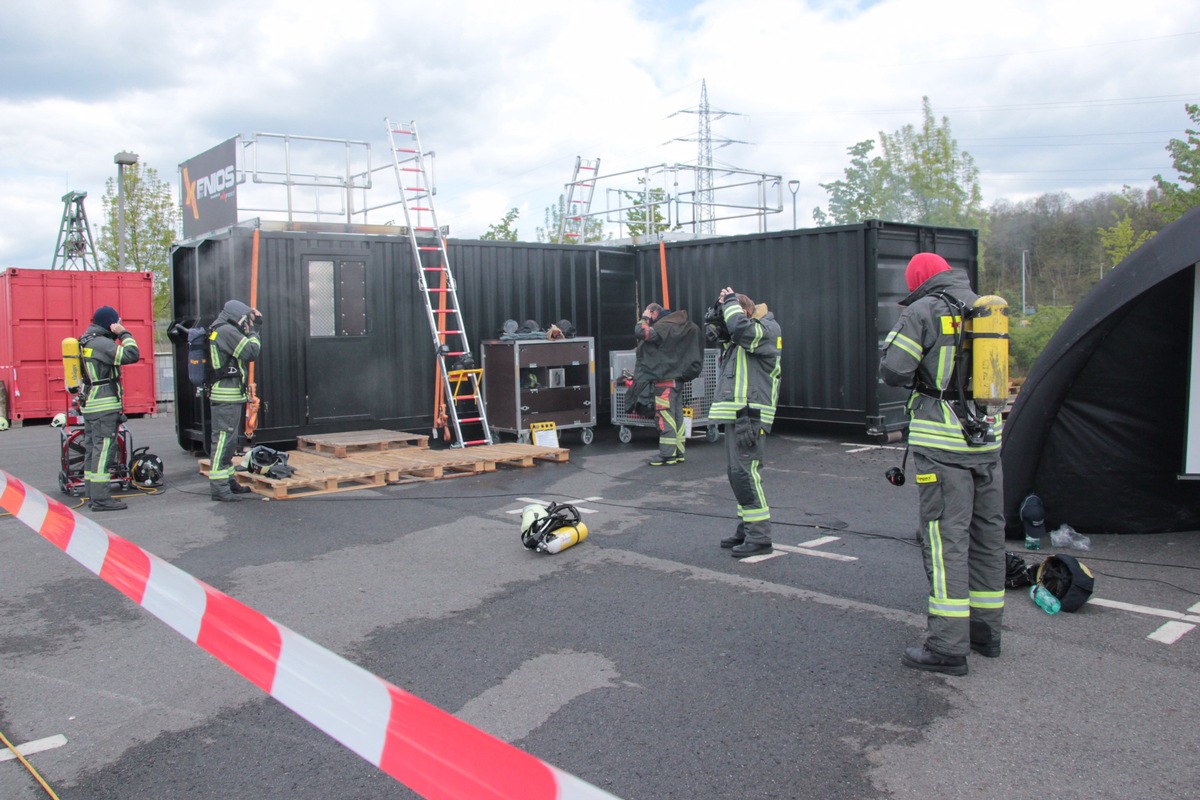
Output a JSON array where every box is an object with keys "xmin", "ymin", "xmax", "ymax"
[{"xmin": 1009, "ymin": 305, "xmax": 1073, "ymax": 378}]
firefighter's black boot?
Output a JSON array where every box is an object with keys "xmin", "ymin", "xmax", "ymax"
[
  {"xmin": 720, "ymin": 523, "xmax": 747, "ymax": 549},
  {"xmin": 902, "ymin": 645, "xmax": 968, "ymax": 676},
  {"xmin": 730, "ymin": 541, "xmax": 772, "ymax": 558},
  {"xmin": 211, "ymin": 482, "xmax": 243, "ymax": 502},
  {"xmin": 228, "ymin": 478, "xmax": 252, "ymax": 495},
  {"xmin": 970, "ymin": 621, "xmax": 1001, "ymax": 657}
]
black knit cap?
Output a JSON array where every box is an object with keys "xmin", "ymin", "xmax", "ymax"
[{"xmin": 93, "ymin": 306, "xmax": 119, "ymax": 329}]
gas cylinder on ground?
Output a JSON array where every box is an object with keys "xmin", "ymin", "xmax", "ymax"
[{"xmin": 538, "ymin": 522, "xmax": 589, "ymax": 554}]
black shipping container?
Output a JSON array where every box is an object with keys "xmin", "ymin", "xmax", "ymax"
[
  {"xmin": 632, "ymin": 220, "xmax": 979, "ymax": 434},
  {"xmin": 169, "ymin": 219, "xmax": 977, "ymax": 452},
  {"xmin": 168, "ymin": 224, "xmax": 637, "ymax": 451}
]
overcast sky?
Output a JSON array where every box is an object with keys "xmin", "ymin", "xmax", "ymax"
[{"xmin": 2, "ymin": 0, "xmax": 1198, "ymax": 268}]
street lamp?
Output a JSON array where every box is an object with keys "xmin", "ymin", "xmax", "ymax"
[
  {"xmin": 114, "ymin": 151, "xmax": 139, "ymax": 270},
  {"xmin": 1021, "ymin": 249, "xmax": 1029, "ymax": 315},
  {"xmin": 787, "ymin": 180, "xmax": 800, "ymax": 229}
]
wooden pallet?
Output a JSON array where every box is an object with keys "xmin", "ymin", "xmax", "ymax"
[
  {"xmin": 348, "ymin": 449, "xmax": 496, "ymax": 483},
  {"xmin": 198, "ymin": 440, "xmax": 570, "ymax": 497},
  {"xmin": 296, "ymin": 429, "xmax": 430, "ymax": 458},
  {"xmin": 476, "ymin": 443, "xmax": 571, "ymax": 467},
  {"xmin": 344, "ymin": 443, "xmax": 570, "ymax": 484},
  {"xmin": 199, "ymin": 452, "xmax": 389, "ymax": 499}
]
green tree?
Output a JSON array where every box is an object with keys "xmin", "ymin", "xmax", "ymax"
[
  {"xmin": 480, "ymin": 208, "xmax": 520, "ymax": 241},
  {"xmin": 1098, "ymin": 187, "xmax": 1157, "ymax": 271},
  {"xmin": 814, "ymin": 97, "xmax": 985, "ymax": 232},
  {"xmin": 812, "ymin": 140, "xmax": 905, "ymax": 225},
  {"xmin": 622, "ymin": 177, "xmax": 675, "ymax": 238},
  {"xmin": 98, "ymin": 161, "xmax": 178, "ymax": 324},
  {"xmin": 1009, "ymin": 305, "xmax": 1073, "ymax": 378},
  {"xmin": 1153, "ymin": 102, "xmax": 1200, "ymax": 222},
  {"xmin": 538, "ymin": 194, "xmax": 607, "ymax": 244}
]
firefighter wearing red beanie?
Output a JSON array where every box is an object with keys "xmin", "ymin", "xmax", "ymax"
[
  {"xmin": 905, "ymin": 252, "xmax": 952, "ymax": 292},
  {"xmin": 879, "ymin": 252, "xmax": 1006, "ymax": 676}
]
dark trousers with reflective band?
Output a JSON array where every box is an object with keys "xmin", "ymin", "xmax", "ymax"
[
  {"xmin": 83, "ymin": 410, "xmax": 121, "ymax": 503},
  {"xmin": 654, "ymin": 380, "xmax": 684, "ymax": 458},
  {"xmin": 724, "ymin": 416, "xmax": 771, "ymax": 544},
  {"xmin": 209, "ymin": 402, "xmax": 244, "ymax": 486},
  {"xmin": 913, "ymin": 448, "xmax": 1006, "ymax": 657}
]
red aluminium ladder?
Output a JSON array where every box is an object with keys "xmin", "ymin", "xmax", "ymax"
[{"xmin": 385, "ymin": 118, "xmax": 491, "ymax": 447}]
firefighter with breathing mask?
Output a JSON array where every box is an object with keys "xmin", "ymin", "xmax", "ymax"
[
  {"xmin": 207, "ymin": 299, "xmax": 261, "ymax": 502},
  {"xmin": 707, "ymin": 287, "xmax": 782, "ymax": 558},
  {"xmin": 78, "ymin": 305, "xmax": 140, "ymax": 511}
]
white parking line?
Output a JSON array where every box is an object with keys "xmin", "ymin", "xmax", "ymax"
[
  {"xmin": 1087, "ymin": 597, "xmax": 1200, "ymax": 644},
  {"xmin": 738, "ymin": 551, "xmax": 786, "ymax": 564},
  {"xmin": 1148, "ymin": 621, "xmax": 1196, "ymax": 645},
  {"xmin": 841, "ymin": 443, "xmax": 905, "ymax": 454},
  {"xmin": 0, "ymin": 733, "xmax": 67, "ymax": 762},
  {"xmin": 775, "ymin": 544, "xmax": 858, "ymax": 562},
  {"xmin": 739, "ymin": 536, "xmax": 859, "ymax": 564},
  {"xmin": 506, "ymin": 497, "xmax": 602, "ymax": 514}
]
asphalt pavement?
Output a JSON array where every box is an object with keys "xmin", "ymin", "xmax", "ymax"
[{"xmin": 2, "ymin": 411, "xmax": 1198, "ymax": 799}]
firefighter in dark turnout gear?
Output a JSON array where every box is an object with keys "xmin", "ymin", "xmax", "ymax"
[
  {"xmin": 708, "ymin": 288, "xmax": 782, "ymax": 558},
  {"xmin": 208, "ymin": 300, "xmax": 261, "ymax": 501},
  {"xmin": 79, "ymin": 305, "xmax": 140, "ymax": 511},
  {"xmin": 880, "ymin": 253, "xmax": 1006, "ymax": 676},
  {"xmin": 633, "ymin": 303, "xmax": 703, "ymax": 466}
]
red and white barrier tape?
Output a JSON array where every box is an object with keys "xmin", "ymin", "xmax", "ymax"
[{"xmin": 0, "ymin": 470, "xmax": 620, "ymax": 800}]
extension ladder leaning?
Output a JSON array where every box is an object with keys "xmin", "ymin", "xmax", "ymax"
[
  {"xmin": 557, "ymin": 156, "xmax": 601, "ymax": 243},
  {"xmin": 384, "ymin": 117, "xmax": 492, "ymax": 447}
]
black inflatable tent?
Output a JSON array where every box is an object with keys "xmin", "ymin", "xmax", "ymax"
[{"xmin": 1003, "ymin": 205, "xmax": 1200, "ymax": 536}]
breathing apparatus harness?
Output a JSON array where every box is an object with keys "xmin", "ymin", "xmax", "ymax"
[
  {"xmin": 208, "ymin": 320, "xmax": 247, "ymax": 385},
  {"xmin": 913, "ymin": 290, "xmax": 996, "ymax": 448},
  {"xmin": 520, "ymin": 501, "xmax": 584, "ymax": 553},
  {"xmin": 240, "ymin": 445, "xmax": 295, "ymax": 479},
  {"xmin": 885, "ymin": 289, "xmax": 1001, "ymax": 487},
  {"xmin": 75, "ymin": 330, "xmax": 121, "ymax": 408}
]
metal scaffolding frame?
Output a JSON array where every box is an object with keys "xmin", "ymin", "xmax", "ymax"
[
  {"xmin": 579, "ymin": 162, "xmax": 783, "ymax": 242},
  {"xmin": 231, "ymin": 132, "xmax": 431, "ymax": 227}
]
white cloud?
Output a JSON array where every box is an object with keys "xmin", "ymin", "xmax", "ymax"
[{"xmin": 2, "ymin": 0, "xmax": 1198, "ymax": 266}]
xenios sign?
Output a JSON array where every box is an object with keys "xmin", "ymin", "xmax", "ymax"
[{"xmin": 180, "ymin": 137, "xmax": 238, "ymax": 239}]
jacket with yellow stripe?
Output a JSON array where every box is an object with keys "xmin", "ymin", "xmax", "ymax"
[
  {"xmin": 207, "ymin": 311, "xmax": 260, "ymax": 404},
  {"xmin": 79, "ymin": 323, "xmax": 140, "ymax": 417},
  {"xmin": 709, "ymin": 296, "xmax": 782, "ymax": 431},
  {"xmin": 879, "ymin": 269, "xmax": 1002, "ymax": 455}
]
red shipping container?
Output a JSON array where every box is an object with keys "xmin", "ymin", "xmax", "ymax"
[{"xmin": 0, "ymin": 268, "xmax": 157, "ymax": 423}]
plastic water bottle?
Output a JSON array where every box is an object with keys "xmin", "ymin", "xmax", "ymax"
[
  {"xmin": 1030, "ymin": 585, "xmax": 1060, "ymax": 615},
  {"xmin": 1024, "ymin": 530, "xmax": 1041, "ymax": 551}
]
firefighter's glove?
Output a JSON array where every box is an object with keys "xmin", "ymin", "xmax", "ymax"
[{"xmin": 734, "ymin": 416, "xmax": 759, "ymax": 451}]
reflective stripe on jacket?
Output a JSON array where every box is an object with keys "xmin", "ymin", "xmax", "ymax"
[
  {"xmin": 709, "ymin": 298, "xmax": 782, "ymax": 430},
  {"xmin": 208, "ymin": 317, "xmax": 260, "ymax": 404},
  {"xmin": 80, "ymin": 323, "xmax": 140, "ymax": 417}
]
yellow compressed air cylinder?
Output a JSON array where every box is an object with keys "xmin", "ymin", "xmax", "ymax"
[
  {"xmin": 540, "ymin": 522, "xmax": 589, "ymax": 554},
  {"xmin": 968, "ymin": 295, "xmax": 1009, "ymax": 411},
  {"xmin": 62, "ymin": 337, "xmax": 82, "ymax": 391}
]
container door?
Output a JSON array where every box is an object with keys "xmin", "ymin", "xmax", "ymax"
[
  {"xmin": 874, "ymin": 250, "xmax": 913, "ymax": 434},
  {"xmin": 595, "ymin": 250, "xmax": 637, "ymax": 416},
  {"xmin": 305, "ymin": 258, "xmax": 375, "ymax": 424}
]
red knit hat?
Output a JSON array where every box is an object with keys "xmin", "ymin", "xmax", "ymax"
[{"xmin": 905, "ymin": 253, "xmax": 951, "ymax": 292}]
